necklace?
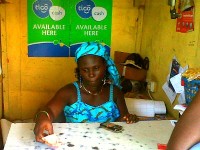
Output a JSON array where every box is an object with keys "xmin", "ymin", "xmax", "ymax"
[{"xmin": 81, "ymin": 82, "xmax": 103, "ymax": 96}]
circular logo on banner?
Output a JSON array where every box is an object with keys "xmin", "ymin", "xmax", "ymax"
[
  {"xmin": 92, "ymin": 7, "xmax": 107, "ymax": 21},
  {"xmin": 76, "ymin": 0, "xmax": 95, "ymax": 19},
  {"xmin": 33, "ymin": 0, "xmax": 53, "ymax": 18},
  {"xmin": 49, "ymin": 6, "xmax": 65, "ymax": 21}
]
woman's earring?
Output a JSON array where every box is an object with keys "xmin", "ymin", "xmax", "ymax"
[
  {"xmin": 102, "ymin": 77, "xmax": 107, "ymax": 85},
  {"xmin": 79, "ymin": 76, "xmax": 82, "ymax": 88}
]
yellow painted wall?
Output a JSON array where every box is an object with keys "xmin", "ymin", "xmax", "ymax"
[
  {"xmin": 140, "ymin": 0, "xmax": 200, "ymax": 119},
  {"xmin": 3, "ymin": 0, "xmax": 198, "ymax": 120},
  {"xmin": 0, "ymin": 11, "xmax": 2, "ymax": 119},
  {"xmin": 0, "ymin": 0, "xmax": 142, "ymax": 120}
]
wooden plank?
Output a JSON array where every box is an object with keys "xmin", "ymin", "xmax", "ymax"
[
  {"xmin": 2, "ymin": 0, "xmax": 22, "ymax": 120},
  {"xmin": 1, "ymin": 1, "xmax": 8, "ymax": 120},
  {"xmin": 0, "ymin": 3, "xmax": 3, "ymax": 119}
]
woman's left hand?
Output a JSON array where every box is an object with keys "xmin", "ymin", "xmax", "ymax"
[{"xmin": 123, "ymin": 114, "xmax": 139, "ymax": 124}]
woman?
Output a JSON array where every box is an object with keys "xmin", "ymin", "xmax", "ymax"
[{"xmin": 34, "ymin": 42, "xmax": 138, "ymax": 144}]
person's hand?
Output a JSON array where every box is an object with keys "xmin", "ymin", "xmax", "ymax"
[
  {"xmin": 123, "ymin": 114, "xmax": 139, "ymax": 124},
  {"xmin": 34, "ymin": 115, "xmax": 54, "ymax": 143}
]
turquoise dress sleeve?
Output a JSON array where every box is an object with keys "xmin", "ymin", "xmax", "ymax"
[{"xmin": 190, "ymin": 143, "xmax": 200, "ymax": 150}]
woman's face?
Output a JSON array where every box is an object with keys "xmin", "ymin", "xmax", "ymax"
[{"xmin": 78, "ymin": 55, "xmax": 106, "ymax": 86}]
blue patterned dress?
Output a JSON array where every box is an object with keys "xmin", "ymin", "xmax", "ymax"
[{"xmin": 63, "ymin": 82, "xmax": 120, "ymax": 123}]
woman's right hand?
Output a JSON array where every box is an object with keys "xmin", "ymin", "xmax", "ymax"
[
  {"xmin": 123, "ymin": 113, "xmax": 139, "ymax": 123},
  {"xmin": 34, "ymin": 113, "xmax": 54, "ymax": 143}
]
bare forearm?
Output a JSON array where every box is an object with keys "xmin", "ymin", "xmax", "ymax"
[
  {"xmin": 167, "ymin": 117, "xmax": 200, "ymax": 150},
  {"xmin": 167, "ymin": 91, "xmax": 200, "ymax": 149}
]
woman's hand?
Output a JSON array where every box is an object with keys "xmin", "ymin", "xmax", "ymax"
[
  {"xmin": 34, "ymin": 114, "xmax": 54, "ymax": 143},
  {"xmin": 123, "ymin": 114, "xmax": 139, "ymax": 124}
]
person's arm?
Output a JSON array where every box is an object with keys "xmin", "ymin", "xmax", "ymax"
[
  {"xmin": 114, "ymin": 86, "xmax": 138, "ymax": 123},
  {"xmin": 167, "ymin": 90, "xmax": 200, "ymax": 150},
  {"xmin": 34, "ymin": 84, "xmax": 74, "ymax": 143}
]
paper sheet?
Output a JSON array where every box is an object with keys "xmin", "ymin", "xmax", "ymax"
[{"xmin": 125, "ymin": 98, "xmax": 166, "ymax": 117}]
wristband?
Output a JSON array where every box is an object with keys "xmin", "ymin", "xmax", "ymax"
[{"xmin": 35, "ymin": 110, "xmax": 50, "ymax": 123}]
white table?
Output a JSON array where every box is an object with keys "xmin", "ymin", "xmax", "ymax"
[{"xmin": 4, "ymin": 120, "xmax": 174, "ymax": 150}]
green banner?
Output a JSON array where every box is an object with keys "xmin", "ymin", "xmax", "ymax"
[{"xmin": 28, "ymin": 0, "xmax": 112, "ymax": 57}]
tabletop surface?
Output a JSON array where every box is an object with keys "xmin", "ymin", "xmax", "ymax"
[{"xmin": 4, "ymin": 120, "xmax": 174, "ymax": 150}]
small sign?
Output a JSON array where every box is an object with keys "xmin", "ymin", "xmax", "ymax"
[{"xmin": 27, "ymin": 0, "xmax": 112, "ymax": 57}]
